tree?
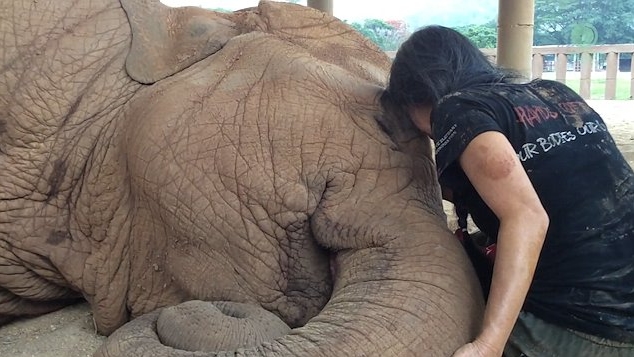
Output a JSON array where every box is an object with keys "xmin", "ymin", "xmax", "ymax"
[
  {"xmin": 349, "ymin": 19, "xmax": 410, "ymax": 51},
  {"xmin": 385, "ymin": 20, "xmax": 410, "ymax": 41},
  {"xmin": 454, "ymin": 21, "xmax": 497, "ymax": 48},
  {"xmin": 207, "ymin": 7, "xmax": 231, "ymax": 13},
  {"xmin": 534, "ymin": 0, "xmax": 634, "ymax": 45}
]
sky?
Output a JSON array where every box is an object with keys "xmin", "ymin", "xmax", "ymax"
[{"xmin": 160, "ymin": 0, "xmax": 499, "ymax": 26}]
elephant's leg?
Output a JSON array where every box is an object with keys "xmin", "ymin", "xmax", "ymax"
[
  {"xmin": 0, "ymin": 287, "xmax": 79, "ymax": 325},
  {"xmin": 0, "ymin": 240, "xmax": 81, "ymax": 323}
]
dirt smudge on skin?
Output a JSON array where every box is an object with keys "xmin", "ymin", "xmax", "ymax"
[
  {"xmin": 62, "ymin": 94, "xmax": 83, "ymax": 126},
  {"xmin": 46, "ymin": 230, "xmax": 71, "ymax": 245},
  {"xmin": 46, "ymin": 159, "xmax": 67, "ymax": 202},
  {"xmin": 0, "ymin": 119, "xmax": 6, "ymax": 155}
]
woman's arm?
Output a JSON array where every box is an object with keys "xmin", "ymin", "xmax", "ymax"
[{"xmin": 453, "ymin": 131, "xmax": 549, "ymax": 356}]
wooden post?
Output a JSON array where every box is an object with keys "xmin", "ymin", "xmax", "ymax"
[
  {"xmin": 605, "ymin": 52, "xmax": 618, "ymax": 100},
  {"xmin": 631, "ymin": 53, "xmax": 634, "ymax": 100},
  {"xmin": 307, "ymin": 0, "xmax": 333, "ymax": 15},
  {"xmin": 579, "ymin": 52, "xmax": 593, "ymax": 99},
  {"xmin": 497, "ymin": 0, "xmax": 535, "ymax": 80},
  {"xmin": 532, "ymin": 54, "xmax": 543, "ymax": 79},
  {"xmin": 555, "ymin": 53, "xmax": 567, "ymax": 84}
]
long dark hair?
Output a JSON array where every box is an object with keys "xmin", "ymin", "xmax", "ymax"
[{"xmin": 382, "ymin": 25, "xmax": 518, "ymax": 123}]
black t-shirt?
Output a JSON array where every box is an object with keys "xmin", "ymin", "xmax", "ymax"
[{"xmin": 432, "ymin": 79, "xmax": 634, "ymax": 343}]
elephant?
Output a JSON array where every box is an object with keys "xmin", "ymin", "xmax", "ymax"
[{"xmin": 0, "ymin": 0, "xmax": 484, "ymax": 355}]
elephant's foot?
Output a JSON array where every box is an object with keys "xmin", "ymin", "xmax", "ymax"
[{"xmin": 95, "ymin": 301, "xmax": 291, "ymax": 356}]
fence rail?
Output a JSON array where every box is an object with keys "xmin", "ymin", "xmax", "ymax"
[{"xmin": 388, "ymin": 44, "xmax": 634, "ymax": 100}]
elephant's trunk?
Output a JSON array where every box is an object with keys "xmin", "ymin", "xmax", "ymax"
[
  {"xmin": 274, "ymin": 228, "xmax": 483, "ymax": 355},
  {"xmin": 95, "ymin": 221, "xmax": 483, "ymax": 356}
]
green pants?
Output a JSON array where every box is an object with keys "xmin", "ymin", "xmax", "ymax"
[{"xmin": 504, "ymin": 311, "xmax": 634, "ymax": 357}]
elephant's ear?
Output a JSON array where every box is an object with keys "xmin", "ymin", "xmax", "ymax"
[
  {"xmin": 376, "ymin": 90, "xmax": 432, "ymax": 157},
  {"xmin": 120, "ymin": 0, "xmax": 241, "ymax": 84}
]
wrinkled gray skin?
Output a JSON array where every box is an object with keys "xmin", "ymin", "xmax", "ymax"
[{"xmin": 0, "ymin": 0, "xmax": 484, "ymax": 355}]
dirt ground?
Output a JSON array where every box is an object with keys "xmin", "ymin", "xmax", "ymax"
[
  {"xmin": 0, "ymin": 100, "xmax": 632, "ymax": 357},
  {"xmin": 588, "ymin": 100, "xmax": 634, "ymax": 166}
]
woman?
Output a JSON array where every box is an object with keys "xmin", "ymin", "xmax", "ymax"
[{"xmin": 382, "ymin": 25, "xmax": 634, "ymax": 357}]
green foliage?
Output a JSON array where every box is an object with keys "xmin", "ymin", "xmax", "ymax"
[
  {"xmin": 534, "ymin": 0, "xmax": 634, "ymax": 45},
  {"xmin": 454, "ymin": 21, "xmax": 497, "ymax": 48},
  {"xmin": 349, "ymin": 19, "xmax": 410, "ymax": 51},
  {"xmin": 449, "ymin": 1, "xmax": 634, "ymax": 47},
  {"xmin": 207, "ymin": 8, "xmax": 232, "ymax": 13}
]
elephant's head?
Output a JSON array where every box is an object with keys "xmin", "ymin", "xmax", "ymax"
[
  {"xmin": 0, "ymin": 0, "xmax": 483, "ymax": 355},
  {"xmin": 120, "ymin": 0, "xmax": 389, "ymax": 85}
]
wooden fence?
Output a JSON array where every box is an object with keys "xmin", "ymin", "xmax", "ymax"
[{"xmin": 388, "ymin": 44, "xmax": 634, "ymax": 100}]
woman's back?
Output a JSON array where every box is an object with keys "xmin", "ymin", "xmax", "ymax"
[{"xmin": 432, "ymin": 79, "xmax": 634, "ymax": 342}]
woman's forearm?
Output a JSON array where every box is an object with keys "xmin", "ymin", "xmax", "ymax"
[
  {"xmin": 477, "ymin": 212, "xmax": 548, "ymax": 354},
  {"xmin": 455, "ymin": 131, "xmax": 550, "ymax": 355}
]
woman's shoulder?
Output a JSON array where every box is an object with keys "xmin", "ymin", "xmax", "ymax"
[
  {"xmin": 525, "ymin": 79, "xmax": 587, "ymax": 104},
  {"xmin": 526, "ymin": 78, "xmax": 578, "ymax": 93},
  {"xmin": 436, "ymin": 82, "xmax": 517, "ymax": 112},
  {"xmin": 437, "ymin": 85, "xmax": 498, "ymax": 106}
]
